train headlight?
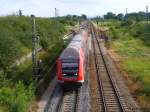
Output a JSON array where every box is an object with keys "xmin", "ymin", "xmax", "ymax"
[
  {"xmin": 74, "ymin": 73, "xmax": 78, "ymax": 76},
  {"xmin": 63, "ymin": 74, "xmax": 67, "ymax": 76}
]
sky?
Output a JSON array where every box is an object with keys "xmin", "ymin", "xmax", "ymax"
[{"xmin": 0, "ymin": 0, "xmax": 150, "ymax": 17}]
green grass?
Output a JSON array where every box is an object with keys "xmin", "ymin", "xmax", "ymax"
[
  {"xmin": 123, "ymin": 58, "xmax": 150, "ymax": 96},
  {"xmin": 111, "ymin": 38, "xmax": 150, "ymax": 110},
  {"xmin": 113, "ymin": 39, "xmax": 150, "ymax": 57},
  {"xmin": 123, "ymin": 58, "xmax": 150, "ymax": 83},
  {"xmin": 112, "ymin": 39, "xmax": 150, "ymax": 95}
]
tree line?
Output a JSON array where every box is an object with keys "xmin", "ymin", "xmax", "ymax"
[
  {"xmin": 92, "ymin": 11, "xmax": 150, "ymax": 21},
  {"xmin": 53, "ymin": 14, "xmax": 87, "ymax": 25}
]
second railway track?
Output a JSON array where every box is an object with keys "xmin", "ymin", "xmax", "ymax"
[{"xmin": 91, "ymin": 24, "xmax": 132, "ymax": 112}]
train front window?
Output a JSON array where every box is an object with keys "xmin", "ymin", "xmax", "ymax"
[
  {"xmin": 62, "ymin": 63, "xmax": 79, "ymax": 77},
  {"xmin": 62, "ymin": 67, "xmax": 78, "ymax": 73}
]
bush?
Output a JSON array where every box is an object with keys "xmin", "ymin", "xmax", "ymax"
[
  {"xmin": 121, "ymin": 19, "xmax": 134, "ymax": 26},
  {"xmin": 0, "ymin": 16, "xmax": 66, "ymax": 72},
  {"xmin": 127, "ymin": 22, "xmax": 150, "ymax": 45},
  {"xmin": 0, "ymin": 28, "xmax": 23, "ymax": 73},
  {"xmin": 141, "ymin": 83, "xmax": 150, "ymax": 96},
  {"xmin": 130, "ymin": 23, "xmax": 143, "ymax": 37},
  {"xmin": 0, "ymin": 81, "xmax": 35, "ymax": 112},
  {"xmin": 0, "ymin": 15, "xmax": 66, "ymax": 112},
  {"xmin": 0, "ymin": 16, "xmax": 66, "ymax": 80},
  {"xmin": 0, "ymin": 16, "xmax": 70, "ymax": 112},
  {"xmin": 142, "ymin": 24, "xmax": 150, "ymax": 45},
  {"xmin": 109, "ymin": 27, "xmax": 122, "ymax": 39}
]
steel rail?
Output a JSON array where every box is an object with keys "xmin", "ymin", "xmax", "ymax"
[
  {"xmin": 92, "ymin": 24, "xmax": 126, "ymax": 112},
  {"xmin": 91, "ymin": 24, "xmax": 107, "ymax": 112}
]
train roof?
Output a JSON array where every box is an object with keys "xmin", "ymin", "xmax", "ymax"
[{"xmin": 60, "ymin": 34, "xmax": 83, "ymax": 59}]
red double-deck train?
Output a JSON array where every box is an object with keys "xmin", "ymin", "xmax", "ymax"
[{"xmin": 57, "ymin": 27, "xmax": 89, "ymax": 85}]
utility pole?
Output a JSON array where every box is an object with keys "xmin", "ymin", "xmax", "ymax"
[
  {"xmin": 124, "ymin": 8, "xmax": 128, "ymax": 21},
  {"xmin": 55, "ymin": 8, "xmax": 59, "ymax": 17},
  {"xmin": 18, "ymin": 9, "xmax": 22, "ymax": 16},
  {"xmin": 126, "ymin": 8, "xmax": 128, "ymax": 15},
  {"xmin": 146, "ymin": 5, "xmax": 149, "ymax": 24},
  {"xmin": 31, "ymin": 15, "xmax": 39, "ymax": 79},
  {"xmin": 55, "ymin": 8, "xmax": 57, "ymax": 17}
]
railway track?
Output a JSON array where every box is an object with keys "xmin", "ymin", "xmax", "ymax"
[
  {"xmin": 39, "ymin": 22, "xmax": 140, "ymax": 112},
  {"xmin": 58, "ymin": 88, "xmax": 79, "ymax": 112},
  {"xmin": 43, "ymin": 24, "xmax": 90, "ymax": 112},
  {"xmin": 44, "ymin": 85, "xmax": 78, "ymax": 112},
  {"xmin": 91, "ymin": 24, "xmax": 132, "ymax": 112},
  {"xmin": 44, "ymin": 83, "xmax": 90, "ymax": 112}
]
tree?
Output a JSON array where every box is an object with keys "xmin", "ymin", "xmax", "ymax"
[
  {"xmin": 117, "ymin": 13, "xmax": 124, "ymax": 20},
  {"xmin": 104, "ymin": 12, "xmax": 116, "ymax": 19},
  {"xmin": 81, "ymin": 14, "xmax": 87, "ymax": 20},
  {"xmin": 19, "ymin": 10, "xmax": 22, "ymax": 16},
  {"xmin": 0, "ymin": 30, "xmax": 22, "ymax": 74},
  {"xmin": 125, "ymin": 12, "xmax": 147, "ymax": 21}
]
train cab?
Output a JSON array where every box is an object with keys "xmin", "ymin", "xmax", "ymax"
[{"xmin": 57, "ymin": 34, "xmax": 85, "ymax": 85}]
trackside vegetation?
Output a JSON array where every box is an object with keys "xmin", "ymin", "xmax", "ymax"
[
  {"xmin": 0, "ymin": 15, "xmax": 67, "ymax": 112},
  {"xmin": 99, "ymin": 19, "xmax": 150, "ymax": 111}
]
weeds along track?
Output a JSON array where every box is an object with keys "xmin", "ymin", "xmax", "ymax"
[{"xmin": 91, "ymin": 24, "xmax": 134, "ymax": 112}]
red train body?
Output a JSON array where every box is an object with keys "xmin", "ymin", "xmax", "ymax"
[{"xmin": 57, "ymin": 30, "xmax": 89, "ymax": 84}]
